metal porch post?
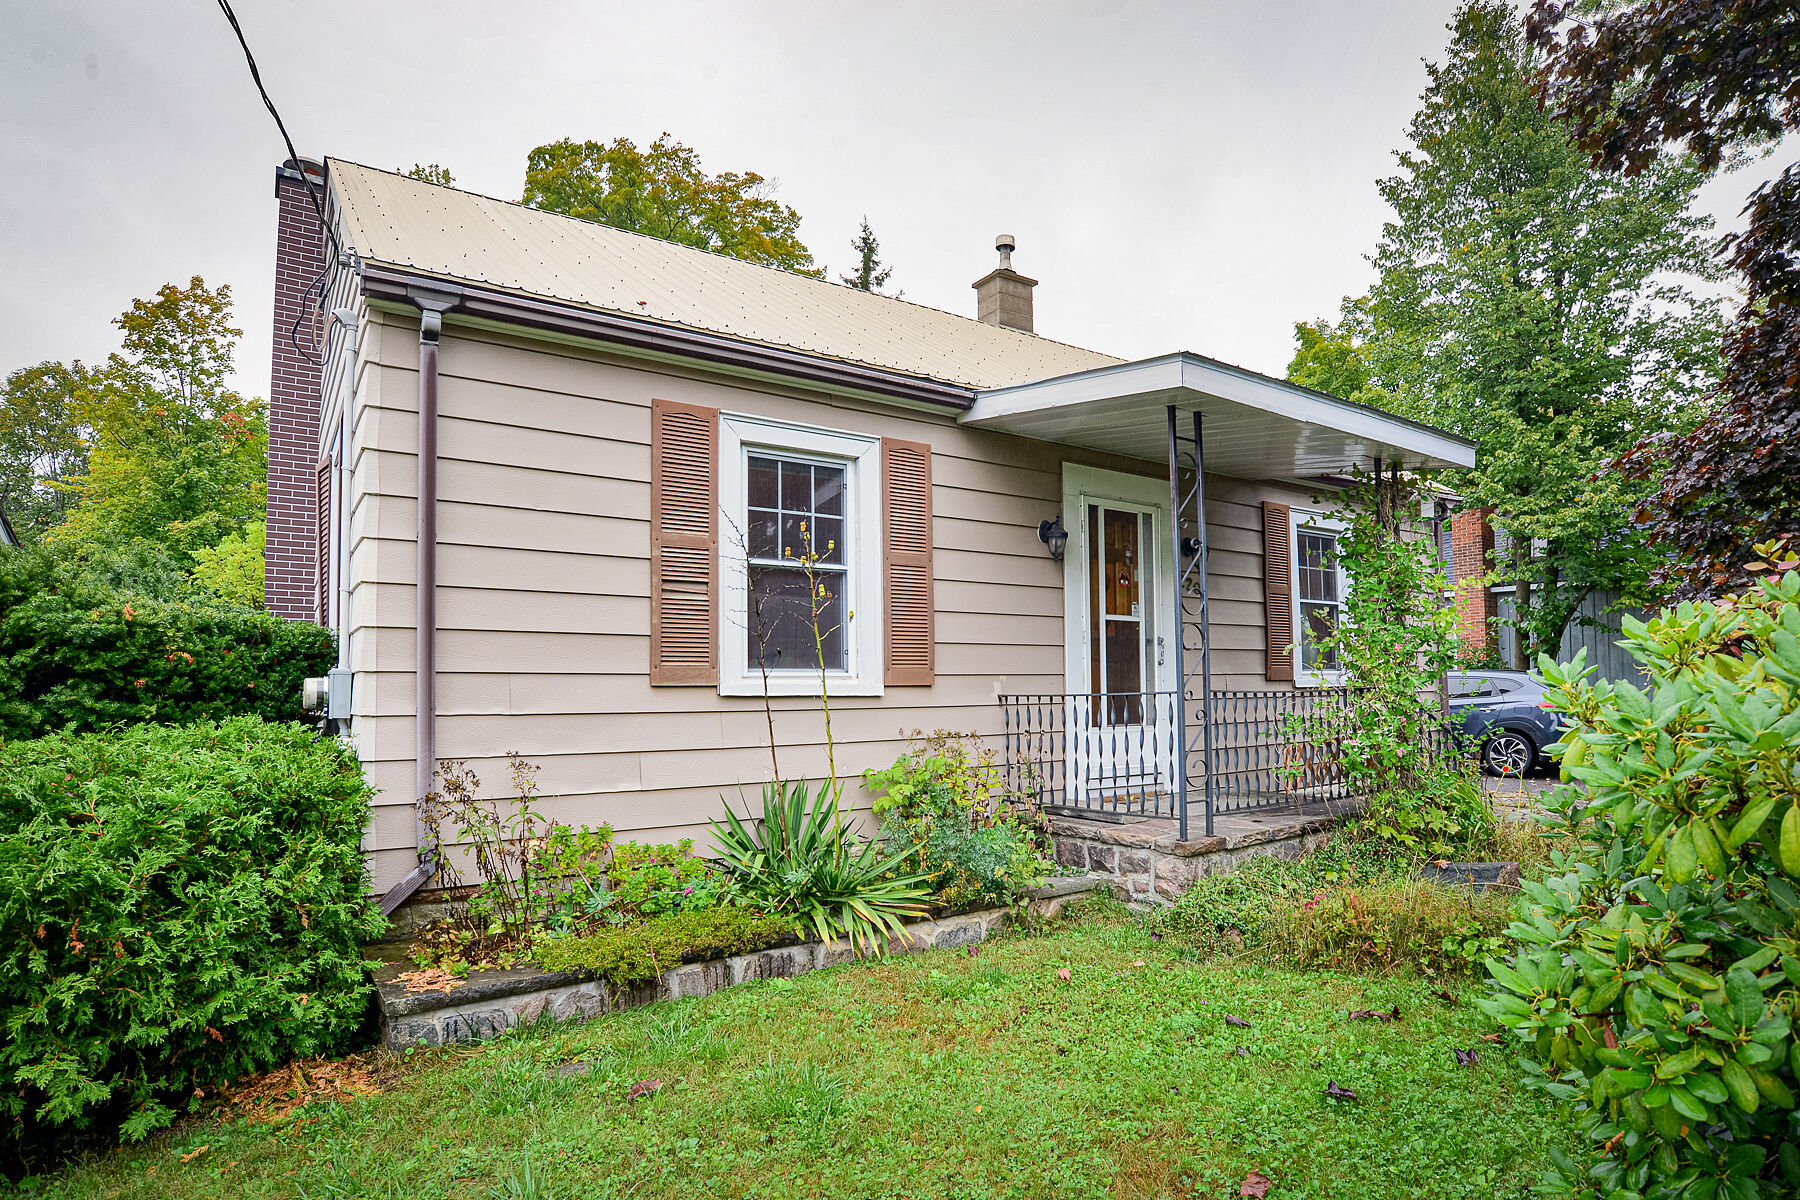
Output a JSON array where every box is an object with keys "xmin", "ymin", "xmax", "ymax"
[
  {"xmin": 1192, "ymin": 411, "xmax": 1216, "ymax": 838},
  {"xmin": 1167, "ymin": 406, "xmax": 1189, "ymax": 841}
]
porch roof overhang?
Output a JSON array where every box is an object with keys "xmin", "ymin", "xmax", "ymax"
[{"xmin": 959, "ymin": 352, "xmax": 1476, "ymax": 477}]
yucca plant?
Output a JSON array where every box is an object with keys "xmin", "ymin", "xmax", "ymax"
[{"xmin": 712, "ymin": 779, "xmax": 929, "ymax": 955}]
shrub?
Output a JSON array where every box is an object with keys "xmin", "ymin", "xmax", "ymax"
[
  {"xmin": 0, "ymin": 544, "xmax": 334, "ymax": 739},
  {"xmin": 1481, "ymin": 545, "xmax": 1800, "ymax": 1198},
  {"xmin": 864, "ymin": 730, "xmax": 1056, "ymax": 909},
  {"xmin": 531, "ymin": 908, "xmax": 789, "ymax": 986},
  {"xmin": 712, "ymin": 779, "xmax": 929, "ymax": 953},
  {"xmin": 0, "ymin": 717, "xmax": 382, "ymax": 1170},
  {"xmin": 607, "ymin": 840, "xmax": 734, "ymax": 919}
]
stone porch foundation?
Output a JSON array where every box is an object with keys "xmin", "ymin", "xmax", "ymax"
[{"xmin": 1048, "ymin": 799, "xmax": 1362, "ymax": 903}]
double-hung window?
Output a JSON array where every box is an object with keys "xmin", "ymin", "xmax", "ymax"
[
  {"xmin": 718, "ymin": 413, "xmax": 883, "ymax": 696},
  {"xmin": 1290, "ymin": 510, "xmax": 1349, "ymax": 686}
]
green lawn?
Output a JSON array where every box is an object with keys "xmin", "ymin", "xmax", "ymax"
[{"xmin": 32, "ymin": 904, "xmax": 1573, "ymax": 1200}]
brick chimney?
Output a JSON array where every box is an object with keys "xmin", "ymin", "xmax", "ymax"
[
  {"xmin": 972, "ymin": 234, "xmax": 1036, "ymax": 333},
  {"xmin": 266, "ymin": 158, "xmax": 329, "ymax": 620}
]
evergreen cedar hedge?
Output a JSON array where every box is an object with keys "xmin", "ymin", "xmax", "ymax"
[
  {"xmin": 0, "ymin": 717, "xmax": 383, "ymax": 1171},
  {"xmin": 0, "ymin": 547, "xmax": 335, "ymax": 740}
]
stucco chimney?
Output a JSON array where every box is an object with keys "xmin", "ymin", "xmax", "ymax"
[{"xmin": 972, "ymin": 234, "xmax": 1036, "ymax": 333}]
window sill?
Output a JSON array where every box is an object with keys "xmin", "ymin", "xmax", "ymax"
[{"xmin": 720, "ymin": 673, "xmax": 884, "ymax": 699}]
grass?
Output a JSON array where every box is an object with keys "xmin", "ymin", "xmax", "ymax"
[{"xmin": 26, "ymin": 900, "xmax": 1574, "ymax": 1200}]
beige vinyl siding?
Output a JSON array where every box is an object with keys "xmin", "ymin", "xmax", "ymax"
[{"xmin": 345, "ymin": 313, "xmax": 1317, "ymax": 891}]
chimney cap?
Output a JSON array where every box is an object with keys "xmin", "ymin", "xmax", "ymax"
[{"xmin": 995, "ymin": 233, "xmax": 1016, "ymax": 253}]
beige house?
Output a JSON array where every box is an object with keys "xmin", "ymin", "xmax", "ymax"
[{"xmin": 265, "ymin": 160, "xmax": 1476, "ymax": 909}]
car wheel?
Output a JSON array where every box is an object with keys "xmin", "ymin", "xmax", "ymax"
[{"xmin": 1483, "ymin": 730, "xmax": 1536, "ymax": 778}]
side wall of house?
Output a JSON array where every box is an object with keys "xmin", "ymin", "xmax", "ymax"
[{"xmin": 346, "ymin": 315, "xmax": 1321, "ymax": 891}]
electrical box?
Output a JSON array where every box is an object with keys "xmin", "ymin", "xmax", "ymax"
[
  {"xmin": 326, "ymin": 667, "xmax": 353, "ymax": 720},
  {"xmin": 302, "ymin": 675, "xmax": 328, "ymax": 714}
]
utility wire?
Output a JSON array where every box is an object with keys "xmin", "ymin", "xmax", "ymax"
[
  {"xmin": 215, "ymin": 0, "xmax": 340, "ymax": 260},
  {"xmin": 215, "ymin": 0, "xmax": 343, "ymax": 366}
]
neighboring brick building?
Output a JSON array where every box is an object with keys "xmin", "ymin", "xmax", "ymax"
[
  {"xmin": 1450, "ymin": 506, "xmax": 1497, "ymax": 657},
  {"xmin": 265, "ymin": 159, "xmax": 329, "ymax": 620}
]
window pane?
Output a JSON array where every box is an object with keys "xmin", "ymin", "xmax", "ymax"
[
  {"xmin": 747, "ymin": 457, "xmax": 780, "ymax": 509},
  {"xmin": 747, "ymin": 565, "xmax": 848, "ymax": 673},
  {"xmin": 812, "ymin": 466, "xmax": 844, "ymax": 515},
  {"xmin": 1102, "ymin": 509, "xmax": 1141, "ymax": 617},
  {"xmin": 780, "ymin": 461, "xmax": 812, "ymax": 512},
  {"xmin": 747, "ymin": 508, "xmax": 778, "ymax": 560},
  {"xmin": 810, "ymin": 516, "xmax": 844, "ymax": 565},
  {"xmin": 1298, "ymin": 531, "xmax": 1338, "ymax": 603},
  {"xmin": 1300, "ymin": 601, "xmax": 1339, "ymax": 670}
]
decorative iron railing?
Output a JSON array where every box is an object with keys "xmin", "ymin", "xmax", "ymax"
[
  {"xmin": 999, "ymin": 687, "xmax": 1462, "ymax": 826},
  {"xmin": 999, "ymin": 691, "xmax": 1184, "ymax": 821}
]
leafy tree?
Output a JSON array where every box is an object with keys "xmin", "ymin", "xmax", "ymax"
[
  {"xmin": 839, "ymin": 217, "xmax": 899, "ymax": 295},
  {"xmin": 188, "ymin": 520, "xmax": 265, "ymax": 608},
  {"xmin": 0, "ymin": 362, "xmax": 92, "ymax": 541},
  {"xmin": 52, "ymin": 278, "xmax": 267, "ymax": 564},
  {"xmin": 1339, "ymin": 1, "xmax": 1725, "ymax": 667},
  {"xmin": 401, "ymin": 162, "xmax": 454, "ymax": 186},
  {"xmin": 1527, "ymin": 0, "xmax": 1800, "ymax": 601},
  {"xmin": 1285, "ymin": 316, "xmax": 1386, "ymax": 406},
  {"xmin": 521, "ymin": 134, "xmax": 820, "ymax": 275}
]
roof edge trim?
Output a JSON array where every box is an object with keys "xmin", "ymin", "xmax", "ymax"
[{"xmin": 359, "ymin": 264, "xmax": 978, "ymax": 411}]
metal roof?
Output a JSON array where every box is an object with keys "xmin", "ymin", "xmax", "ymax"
[
  {"xmin": 326, "ymin": 159, "xmax": 1123, "ymax": 392},
  {"xmin": 961, "ymin": 353, "xmax": 1478, "ymax": 478}
]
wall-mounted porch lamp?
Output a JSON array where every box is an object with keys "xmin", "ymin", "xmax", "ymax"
[{"xmin": 1038, "ymin": 515, "xmax": 1068, "ymax": 562}]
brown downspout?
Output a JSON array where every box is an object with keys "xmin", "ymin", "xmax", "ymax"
[{"xmin": 378, "ymin": 288, "xmax": 460, "ymax": 917}]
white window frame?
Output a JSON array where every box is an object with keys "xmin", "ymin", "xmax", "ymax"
[
  {"xmin": 718, "ymin": 412, "xmax": 884, "ymax": 697},
  {"xmin": 1290, "ymin": 507, "xmax": 1349, "ymax": 689}
]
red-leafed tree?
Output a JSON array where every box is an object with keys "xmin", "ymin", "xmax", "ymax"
[{"xmin": 1527, "ymin": 0, "xmax": 1800, "ymax": 600}]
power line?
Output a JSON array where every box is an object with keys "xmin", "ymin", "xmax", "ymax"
[
  {"xmin": 215, "ymin": 0, "xmax": 340, "ymax": 260},
  {"xmin": 214, "ymin": 0, "xmax": 343, "ymax": 366}
]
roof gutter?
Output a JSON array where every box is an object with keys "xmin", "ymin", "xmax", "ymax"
[
  {"xmin": 376, "ymin": 283, "xmax": 462, "ymax": 917},
  {"xmin": 359, "ymin": 264, "xmax": 977, "ymax": 411}
]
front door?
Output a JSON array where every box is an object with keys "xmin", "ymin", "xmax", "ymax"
[{"xmin": 1061, "ymin": 467, "xmax": 1178, "ymax": 809}]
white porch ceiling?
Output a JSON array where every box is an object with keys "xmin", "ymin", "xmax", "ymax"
[{"xmin": 960, "ymin": 353, "xmax": 1476, "ymax": 478}]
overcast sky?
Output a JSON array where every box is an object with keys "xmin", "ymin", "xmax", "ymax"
[{"xmin": 1, "ymin": 0, "xmax": 1762, "ymax": 399}]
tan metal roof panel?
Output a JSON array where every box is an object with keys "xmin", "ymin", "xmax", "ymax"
[{"xmin": 327, "ymin": 159, "xmax": 1124, "ymax": 391}]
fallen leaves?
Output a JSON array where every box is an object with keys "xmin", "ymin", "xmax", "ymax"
[
  {"xmin": 179, "ymin": 1146, "xmax": 210, "ymax": 1163},
  {"xmin": 628, "ymin": 1078, "xmax": 663, "ymax": 1100},
  {"xmin": 1241, "ymin": 1169, "xmax": 1274, "ymax": 1197},
  {"xmin": 396, "ymin": 967, "xmax": 462, "ymax": 995},
  {"xmin": 204, "ymin": 1054, "xmax": 382, "ymax": 1124},
  {"xmin": 1056, "ymin": 968, "xmax": 1072, "ymax": 982},
  {"xmin": 1432, "ymin": 989, "xmax": 1457, "ymax": 1005},
  {"xmin": 1480, "ymin": 1032, "xmax": 1503, "ymax": 1043},
  {"xmin": 1323, "ymin": 1081, "xmax": 1358, "ymax": 1100},
  {"xmin": 1453, "ymin": 1048, "xmax": 1481, "ymax": 1066},
  {"xmin": 1225, "ymin": 1014, "xmax": 1252, "ymax": 1028},
  {"xmin": 1346, "ymin": 1007, "xmax": 1401, "ymax": 1022}
]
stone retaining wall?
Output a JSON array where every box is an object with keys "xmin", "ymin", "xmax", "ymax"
[
  {"xmin": 1049, "ymin": 806, "xmax": 1350, "ymax": 904},
  {"xmin": 377, "ymin": 879, "xmax": 1097, "ymax": 1051}
]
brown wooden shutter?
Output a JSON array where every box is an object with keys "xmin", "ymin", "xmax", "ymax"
[
  {"xmin": 317, "ymin": 456, "xmax": 332, "ymax": 627},
  {"xmin": 882, "ymin": 437, "xmax": 934, "ymax": 686},
  {"xmin": 650, "ymin": 398, "xmax": 719, "ymax": 685},
  {"xmin": 1262, "ymin": 500, "xmax": 1294, "ymax": 682}
]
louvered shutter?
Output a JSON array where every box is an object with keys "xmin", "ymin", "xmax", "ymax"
[
  {"xmin": 317, "ymin": 456, "xmax": 332, "ymax": 627},
  {"xmin": 1262, "ymin": 501, "xmax": 1294, "ymax": 682},
  {"xmin": 650, "ymin": 399, "xmax": 719, "ymax": 685},
  {"xmin": 882, "ymin": 437, "xmax": 934, "ymax": 686}
]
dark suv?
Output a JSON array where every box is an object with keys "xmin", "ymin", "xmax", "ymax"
[{"xmin": 1446, "ymin": 670, "xmax": 1562, "ymax": 777}]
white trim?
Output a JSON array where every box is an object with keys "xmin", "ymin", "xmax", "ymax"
[
  {"xmin": 718, "ymin": 412, "xmax": 884, "ymax": 697},
  {"xmin": 1060, "ymin": 465, "xmax": 1178, "ymax": 698},
  {"xmin": 1290, "ymin": 507, "xmax": 1349, "ymax": 689}
]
